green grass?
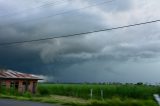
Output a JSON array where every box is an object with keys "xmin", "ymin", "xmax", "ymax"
[
  {"xmin": 38, "ymin": 83, "xmax": 160, "ymax": 99},
  {"xmin": 0, "ymin": 83, "xmax": 160, "ymax": 106},
  {"xmin": 0, "ymin": 94, "xmax": 158, "ymax": 106}
]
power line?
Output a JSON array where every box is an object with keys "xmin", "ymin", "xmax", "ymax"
[
  {"xmin": 0, "ymin": 0, "xmax": 110, "ymax": 18},
  {"xmin": 0, "ymin": 0, "xmax": 115, "ymax": 27},
  {"xmin": 0, "ymin": 0, "xmax": 67, "ymax": 17},
  {"xmin": 0, "ymin": 19, "xmax": 160, "ymax": 46}
]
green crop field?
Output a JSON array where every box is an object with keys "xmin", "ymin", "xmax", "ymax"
[
  {"xmin": 36, "ymin": 83, "xmax": 160, "ymax": 106},
  {"xmin": 1, "ymin": 83, "xmax": 160, "ymax": 106},
  {"xmin": 38, "ymin": 83, "xmax": 160, "ymax": 99}
]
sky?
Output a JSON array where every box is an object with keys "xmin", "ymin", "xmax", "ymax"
[{"xmin": 0, "ymin": 0, "xmax": 160, "ymax": 83}]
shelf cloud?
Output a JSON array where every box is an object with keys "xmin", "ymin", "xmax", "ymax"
[{"xmin": 0, "ymin": 0, "xmax": 160, "ymax": 83}]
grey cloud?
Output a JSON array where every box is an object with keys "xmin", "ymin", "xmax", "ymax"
[
  {"xmin": 95, "ymin": 0, "xmax": 132, "ymax": 12},
  {"xmin": 0, "ymin": 0, "xmax": 160, "ymax": 83}
]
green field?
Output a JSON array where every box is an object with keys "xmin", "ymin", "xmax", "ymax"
[
  {"xmin": 1, "ymin": 83, "xmax": 160, "ymax": 106},
  {"xmin": 38, "ymin": 83, "xmax": 160, "ymax": 99},
  {"xmin": 36, "ymin": 83, "xmax": 160, "ymax": 106}
]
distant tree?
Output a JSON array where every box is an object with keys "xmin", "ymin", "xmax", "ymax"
[{"xmin": 136, "ymin": 82, "xmax": 143, "ymax": 85}]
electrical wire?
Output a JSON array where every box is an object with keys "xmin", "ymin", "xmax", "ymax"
[
  {"xmin": 0, "ymin": 19, "xmax": 159, "ymax": 46},
  {"xmin": 0, "ymin": 0, "xmax": 115, "ymax": 27},
  {"xmin": 0, "ymin": 0, "xmax": 106, "ymax": 17},
  {"xmin": 0, "ymin": 0, "xmax": 67, "ymax": 17}
]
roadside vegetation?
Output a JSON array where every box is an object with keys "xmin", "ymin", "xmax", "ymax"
[
  {"xmin": 38, "ymin": 83, "xmax": 160, "ymax": 99},
  {"xmin": 0, "ymin": 83, "xmax": 160, "ymax": 106}
]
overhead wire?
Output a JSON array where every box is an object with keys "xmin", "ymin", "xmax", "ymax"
[
  {"xmin": 0, "ymin": 19, "xmax": 159, "ymax": 46},
  {"xmin": 0, "ymin": 0, "xmax": 115, "ymax": 27},
  {"xmin": 0, "ymin": 0, "xmax": 105, "ymax": 17},
  {"xmin": 0, "ymin": 0, "xmax": 68, "ymax": 17}
]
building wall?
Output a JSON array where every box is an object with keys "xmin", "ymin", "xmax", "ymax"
[
  {"xmin": 0, "ymin": 79, "xmax": 38, "ymax": 94},
  {"xmin": 28, "ymin": 80, "xmax": 38, "ymax": 93},
  {"xmin": 6, "ymin": 80, "xmax": 10, "ymax": 89}
]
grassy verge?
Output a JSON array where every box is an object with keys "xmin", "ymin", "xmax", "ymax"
[{"xmin": 0, "ymin": 94, "xmax": 158, "ymax": 106}]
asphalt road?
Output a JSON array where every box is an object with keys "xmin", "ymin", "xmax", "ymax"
[{"xmin": 0, "ymin": 99, "xmax": 62, "ymax": 106}]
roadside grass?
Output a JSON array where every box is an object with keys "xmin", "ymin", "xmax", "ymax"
[
  {"xmin": 0, "ymin": 94, "xmax": 158, "ymax": 106},
  {"xmin": 0, "ymin": 83, "xmax": 159, "ymax": 106}
]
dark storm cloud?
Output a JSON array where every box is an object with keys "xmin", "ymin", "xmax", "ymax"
[{"xmin": 0, "ymin": 0, "xmax": 160, "ymax": 83}]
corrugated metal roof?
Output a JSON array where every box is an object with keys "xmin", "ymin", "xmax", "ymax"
[{"xmin": 0, "ymin": 69, "xmax": 42, "ymax": 80}]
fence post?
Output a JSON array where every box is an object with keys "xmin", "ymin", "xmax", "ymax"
[
  {"xmin": 101, "ymin": 89, "xmax": 104, "ymax": 100},
  {"xmin": 90, "ymin": 89, "xmax": 93, "ymax": 99}
]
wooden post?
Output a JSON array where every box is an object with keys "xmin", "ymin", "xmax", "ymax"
[
  {"xmin": 6, "ymin": 80, "xmax": 10, "ymax": 89},
  {"xmin": 90, "ymin": 89, "xmax": 93, "ymax": 99},
  {"xmin": 101, "ymin": 89, "xmax": 104, "ymax": 100},
  {"xmin": 33, "ymin": 81, "xmax": 37, "ymax": 94},
  {"xmin": 18, "ymin": 80, "xmax": 23, "ymax": 93},
  {"xmin": 28, "ymin": 80, "xmax": 33, "ymax": 93}
]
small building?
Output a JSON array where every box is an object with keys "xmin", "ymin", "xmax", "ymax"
[{"xmin": 0, "ymin": 69, "xmax": 42, "ymax": 94}]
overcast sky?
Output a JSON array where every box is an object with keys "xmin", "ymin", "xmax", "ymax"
[{"xmin": 0, "ymin": 0, "xmax": 160, "ymax": 83}]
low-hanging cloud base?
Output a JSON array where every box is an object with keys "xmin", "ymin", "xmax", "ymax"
[{"xmin": 0, "ymin": 0, "xmax": 160, "ymax": 83}]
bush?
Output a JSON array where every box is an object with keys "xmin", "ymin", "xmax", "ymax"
[{"xmin": 22, "ymin": 92, "xmax": 32, "ymax": 98}]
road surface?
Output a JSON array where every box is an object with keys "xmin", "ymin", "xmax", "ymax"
[{"xmin": 0, "ymin": 99, "xmax": 62, "ymax": 106}]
